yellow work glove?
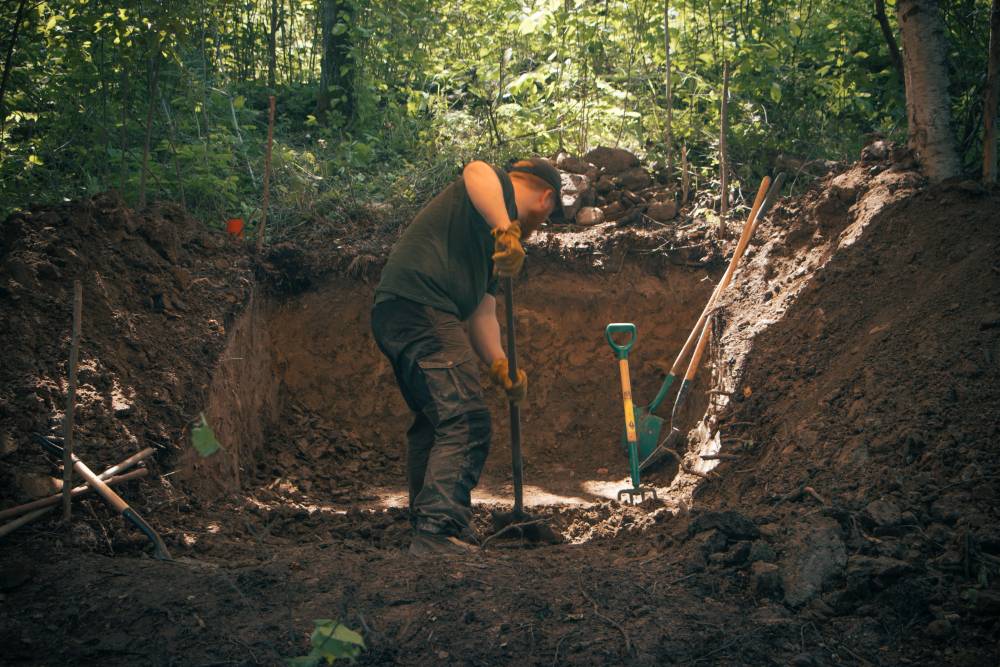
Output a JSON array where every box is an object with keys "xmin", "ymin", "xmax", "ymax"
[
  {"xmin": 490, "ymin": 359, "xmax": 528, "ymax": 403},
  {"xmin": 491, "ymin": 221, "xmax": 525, "ymax": 277}
]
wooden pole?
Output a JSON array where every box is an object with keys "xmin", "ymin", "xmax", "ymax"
[
  {"xmin": 719, "ymin": 60, "xmax": 730, "ymax": 236},
  {"xmin": 62, "ymin": 281, "xmax": 82, "ymax": 521},
  {"xmin": 257, "ymin": 95, "xmax": 276, "ymax": 254}
]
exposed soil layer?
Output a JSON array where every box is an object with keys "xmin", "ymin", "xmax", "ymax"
[{"xmin": 2, "ymin": 158, "xmax": 999, "ymax": 666}]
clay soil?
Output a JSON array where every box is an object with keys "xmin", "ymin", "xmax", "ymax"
[{"xmin": 1, "ymin": 156, "xmax": 999, "ymax": 667}]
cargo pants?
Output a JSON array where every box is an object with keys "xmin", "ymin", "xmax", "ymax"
[{"xmin": 371, "ymin": 296, "xmax": 491, "ymax": 538}]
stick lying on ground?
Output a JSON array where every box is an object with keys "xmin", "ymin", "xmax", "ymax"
[
  {"xmin": 0, "ymin": 469, "xmax": 149, "ymax": 539},
  {"xmin": 31, "ymin": 435, "xmax": 172, "ymax": 560},
  {"xmin": 0, "ymin": 446, "xmax": 155, "ymax": 522}
]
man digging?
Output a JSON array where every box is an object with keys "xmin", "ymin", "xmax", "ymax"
[{"xmin": 371, "ymin": 158, "xmax": 564, "ymax": 556}]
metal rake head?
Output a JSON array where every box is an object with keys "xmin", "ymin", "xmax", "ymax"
[{"xmin": 617, "ymin": 486, "xmax": 658, "ymax": 505}]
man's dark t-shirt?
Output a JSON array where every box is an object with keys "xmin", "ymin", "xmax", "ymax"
[{"xmin": 375, "ymin": 165, "xmax": 518, "ymax": 321}]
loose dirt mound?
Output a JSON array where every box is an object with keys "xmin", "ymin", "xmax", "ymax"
[
  {"xmin": 0, "ymin": 192, "xmax": 251, "ymax": 510},
  {"xmin": 669, "ymin": 164, "xmax": 1000, "ymax": 663}
]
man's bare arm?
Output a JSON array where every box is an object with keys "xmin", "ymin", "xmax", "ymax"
[
  {"xmin": 468, "ymin": 294, "xmax": 504, "ymax": 364},
  {"xmin": 463, "ymin": 161, "xmax": 512, "ymax": 232}
]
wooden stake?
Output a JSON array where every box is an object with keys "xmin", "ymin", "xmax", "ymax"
[
  {"xmin": 719, "ymin": 60, "xmax": 730, "ymax": 236},
  {"xmin": 257, "ymin": 95, "xmax": 277, "ymax": 254},
  {"xmin": 62, "ymin": 281, "xmax": 82, "ymax": 521}
]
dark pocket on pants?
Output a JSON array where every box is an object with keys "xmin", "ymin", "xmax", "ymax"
[{"xmin": 417, "ymin": 354, "xmax": 485, "ymax": 423}]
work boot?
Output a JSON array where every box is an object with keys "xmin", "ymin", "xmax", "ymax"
[{"xmin": 408, "ymin": 531, "xmax": 479, "ymax": 557}]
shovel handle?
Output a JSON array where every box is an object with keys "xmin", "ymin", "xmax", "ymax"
[
  {"xmin": 615, "ymin": 356, "xmax": 642, "ymax": 488},
  {"xmin": 502, "ymin": 278, "xmax": 524, "ymax": 515},
  {"xmin": 605, "ymin": 323, "xmax": 637, "ymax": 360}
]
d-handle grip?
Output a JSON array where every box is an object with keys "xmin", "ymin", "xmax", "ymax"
[{"xmin": 605, "ymin": 323, "xmax": 637, "ymax": 359}]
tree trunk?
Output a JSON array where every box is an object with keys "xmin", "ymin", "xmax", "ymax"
[
  {"xmin": 896, "ymin": 0, "xmax": 961, "ymax": 181},
  {"xmin": 139, "ymin": 40, "xmax": 161, "ymax": 209},
  {"xmin": 316, "ymin": 0, "xmax": 354, "ymax": 121},
  {"xmin": 984, "ymin": 0, "xmax": 999, "ymax": 183},
  {"xmin": 0, "ymin": 0, "xmax": 29, "ymax": 153},
  {"xmin": 874, "ymin": 0, "xmax": 903, "ymax": 80},
  {"xmin": 681, "ymin": 142, "xmax": 690, "ymax": 204},
  {"xmin": 119, "ymin": 65, "xmax": 129, "ymax": 194},
  {"xmin": 268, "ymin": 0, "xmax": 279, "ymax": 88},
  {"xmin": 719, "ymin": 60, "xmax": 730, "ymax": 232},
  {"xmin": 664, "ymin": 0, "xmax": 673, "ymax": 181}
]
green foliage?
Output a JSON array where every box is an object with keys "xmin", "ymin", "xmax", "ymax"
[
  {"xmin": 0, "ymin": 0, "xmax": 993, "ymax": 221},
  {"xmin": 192, "ymin": 412, "xmax": 221, "ymax": 457},
  {"xmin": 287, "ymin": 619, "xmax": 366, "ymax": 666}
]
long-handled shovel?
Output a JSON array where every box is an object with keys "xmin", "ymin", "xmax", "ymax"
[
  {"xmin": 628, "ymin": 176, "xmax": 772, "ymax": 467},
  {"xmin": 605, "ymin": 323, "xmax": 657, "ymax": 504},
  {"xmin": 640, "ymin": 173, "xmax": 786, "ymax": 470},
  {"xmin": 490, "ymin": 277, "xmax": 562, "ymax": 544},
  {"xmin": 33, "ymin": 435, "xmax": 172, "ymax": 560}
]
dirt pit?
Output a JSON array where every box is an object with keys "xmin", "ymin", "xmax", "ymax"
[
  {"xmin": 2, "ymin": 159, "xmax": 1000, "ymax": 666},
  {"xmin": 223, "ymin": 260, "xmax": 716, "ymax": 510}
]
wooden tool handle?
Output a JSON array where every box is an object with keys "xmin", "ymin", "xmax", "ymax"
[
  {"xmin": 668, "ymin": 176, "xmax": 770, "ymax": 377},
  {"xmin": 618, "ymin": 358, "xmax": 638, "ymax": 444},
  {"xmin": 70, "ymin": 456, "xmax": 129, "ymax": 513}
]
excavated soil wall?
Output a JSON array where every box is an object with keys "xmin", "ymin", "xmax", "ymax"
[
  {"xmin": 192, "ymin": 259, "xmax": 719, "ymax": 502},
  {"xmin": 179, "ymin": 290, "xmax": 281, "ymax": 498}
]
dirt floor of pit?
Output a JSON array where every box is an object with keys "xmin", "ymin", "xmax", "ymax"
[{"xmin": 3, "ymin": 154, "xmax": 1000, "ymax": 666}]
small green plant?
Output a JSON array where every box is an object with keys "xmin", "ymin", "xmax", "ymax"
[
  {"xmin": 191, "ymin": 412, "xmax": 221, "ymax": 457},
  {"xmin": 287, "ymin": 619, "xmax": 366, "ymax": 666}
]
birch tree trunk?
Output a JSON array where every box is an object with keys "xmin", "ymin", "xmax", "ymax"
[{"xmin": 896, "ymin": 0, "xmax": 961, "ymax": 182}]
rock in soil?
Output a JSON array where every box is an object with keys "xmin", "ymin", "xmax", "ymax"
[
  {"xmin": 575, "ymin": 207, "xmax": 605, "ymax": 226},
  {"xmin": 781, "ymin": 517, "xmax": 846, "ymax": 607},
  {"xmin": 584, "ymin": 146, "xmax": 639, "ymax": 174}
]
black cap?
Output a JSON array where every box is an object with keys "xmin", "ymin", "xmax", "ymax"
[{"xmin": 508, "ymin": 158, "xmax": 566, "ymax": 222}]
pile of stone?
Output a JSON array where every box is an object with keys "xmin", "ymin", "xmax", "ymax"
[{"xmin": 554, "ymin": 146, "xmax": 679, "ymax": 227}]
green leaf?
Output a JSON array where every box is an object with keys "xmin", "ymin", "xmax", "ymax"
[
  {"xmin": 518, "ymin": 9, "xmax": 547, "ymax": 35},
  {"xmin": 331, "ymin": 22, "xmax": 348, "ymax": 36},
  {"xmin": 233, "ymin": 95, "xmax": 245, "ymax": 110},
  {"xmin": 309, "ymin": 619, "xmax": 365, "ymax": 663},
  {"xmin": 789, "ymin": 23, "xmax": 802, "ymax": 38},
  {"xmin": 769, "ymin": 82, "xmax": 782, "ymax": 103},
  {"xmin": 286, "ymin": 657, "xmax": 321, "ymax": 667},
  {"xmin": 117, "ymin": 7, "xmax": 127, "ymax": 21},
  {"xmin": 192, "ymin": 413, "xmax": 221, "ymax": 457}
]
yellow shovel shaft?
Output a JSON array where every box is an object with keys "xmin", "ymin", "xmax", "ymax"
[{"xmin": 618, "ymin": 358, "xmax": 638, "ymax": 444}]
